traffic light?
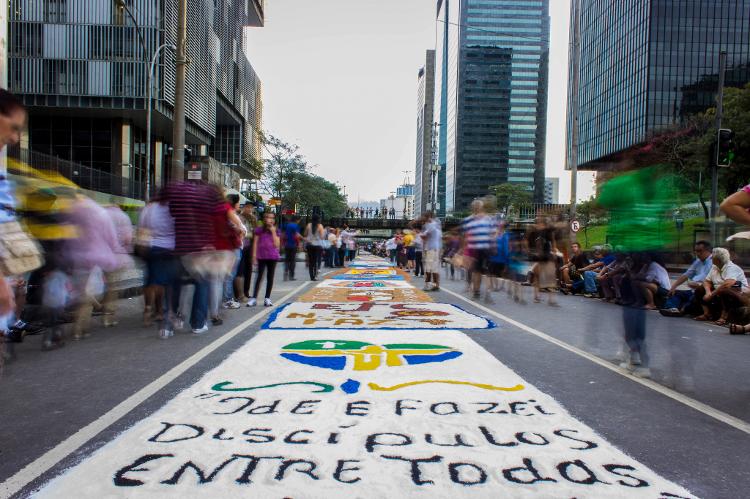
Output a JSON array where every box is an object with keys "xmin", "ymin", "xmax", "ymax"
[{"xmin": 717, "ymin": 128, "xmax": 735, "ymax": 167}]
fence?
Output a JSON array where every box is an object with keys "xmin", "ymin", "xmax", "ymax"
[{"xmin": 6, "ymin": 146, "xmax": 145, "ymax": 200}]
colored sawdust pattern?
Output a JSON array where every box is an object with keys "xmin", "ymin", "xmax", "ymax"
[{"xmin": 367, "ymin": 380, "xmax": 525, "ymax": 392}]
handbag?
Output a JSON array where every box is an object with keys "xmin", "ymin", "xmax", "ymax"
[{"xmin": 0, "ymin": 220, "xmax": 44, "ymax": 276}]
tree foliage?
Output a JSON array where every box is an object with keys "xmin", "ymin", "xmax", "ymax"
[
  {"xmin": 490, "ymin": 183, "xmax": 532, "ymax": 217},
  {"xmin": 256, "ymin": 131, "xmax": 346, "ymax": 217}
]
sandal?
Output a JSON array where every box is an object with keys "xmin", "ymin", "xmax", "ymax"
[
  {"xmin": 728, "ymin": 323, "xmax": 750, "ymax": 335},
  {"xmin": 714, "ymin": 318, "xmax": 728, "ymax": 326},
  {"xmin": 693, "ymin": 315, "xmax": 712, "ymax": 321}
]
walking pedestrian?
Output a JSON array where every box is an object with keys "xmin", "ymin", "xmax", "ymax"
[
  {"xmin": 304, "ymin": 214, "xmax": 325, "ymax": 281},
  {"xmin": 248, "ymin": 211, "xmax": 280, "ymax": 307},
  {"xmin": 460, "ymin": 199, "xmax": 496, "ymax": 300},
  {"xmin": 420, "ymin": 212, "xmax": 442, "ymax": 291},
  {"xmin": 283, "ymin": 215, "xmax": 301, "ymax": 281}
]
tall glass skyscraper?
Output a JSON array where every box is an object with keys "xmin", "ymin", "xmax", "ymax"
[
  {"xmin": 568, "ymin": 0, "xmax": 750, "ymax": 169},
  {"xmin": 435, "ymin": 0, "xmax": 550, "ymax": 215}
]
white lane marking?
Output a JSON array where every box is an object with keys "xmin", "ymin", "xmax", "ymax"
[
  {"xmin": 442, "ymin": 286, "xmax": 750, "ymax": 435},
  {"xmin": 0, "ymin": 279, "xmax": 314, "ymax": 499}
]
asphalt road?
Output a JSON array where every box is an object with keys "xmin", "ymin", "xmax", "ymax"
[{"xmin": 1, "ymin": 266, "xmax": 748, "ymax": 498}]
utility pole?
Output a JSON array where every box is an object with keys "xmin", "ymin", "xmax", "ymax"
[
  {"xmin": 171, "ymin": 0, "xmax": 189, "ymax": 181},
  {"xmin": 567, "ymin": 0, "xmax": 581, "ymax": 226},
  {"xmin": 710, "ymin": 51, "xmax": 727, "ymax": 245}
]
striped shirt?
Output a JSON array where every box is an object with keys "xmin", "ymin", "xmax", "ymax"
[
  {"xmin": 461, "ymin": 214, "xmax": 495, "ymax": 250},
  {"xmin": 165, "ymin": 182, "xmax": 221, "ymax": 255}
]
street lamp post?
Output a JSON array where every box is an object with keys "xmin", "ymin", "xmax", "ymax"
[
  {"xmin": 115, "ymin": 0, "xmax": 150, "ymax": 199},
  {"xmin": 146, "ymin": 43, "xmax": 176, "ymax": 200}
]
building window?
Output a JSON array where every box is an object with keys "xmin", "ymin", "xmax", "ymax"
[{"xmin": 45, "ymin": 0, "xmax": 67, "ymax": 23}]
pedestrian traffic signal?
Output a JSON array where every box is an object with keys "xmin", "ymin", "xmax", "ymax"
[{"xmin": 717, "ymin": 128, "xmax": 735, "ymax": 167}]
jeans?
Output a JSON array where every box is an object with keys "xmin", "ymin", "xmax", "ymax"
[
  {"xmin": 415, "ymin": 251, "xmax": 424, "ymax": 276},
  {"xmin": 223, "ymin": 249, "xmax": 242, "ymax": 302},
  {"xmin": 190, "ymin": 278, "xmax": 209, "ymax": 330},
  {"xmin": 623, "ymin": 306, "xmax": 648, "ymax": 366},
  {"xmin": 583, "ymin": 270, "xmax": 599, "ymax": 294},
  {"xmin": 389, "ymin": 249, "xmax": 397, "ymax": 263},
  {"xmin": 664, "ymin": 289, "xmax": 694, "ymax": 311}
]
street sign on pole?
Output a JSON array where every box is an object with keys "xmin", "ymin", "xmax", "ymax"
[{"xmin": 571, "ymin": 220, "xmax": 581, "ymax": 233}]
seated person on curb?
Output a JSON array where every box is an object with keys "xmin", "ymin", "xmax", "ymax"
[
  {"xmin": 582, "ymin": 245, "xmax": 615, "ymax": 297},
  {"xmin": 660, "ymin": 241, "xmax": 713, "ymax": 317},
  {"xmin": 695, "ymin": 247, "xmax": 749, "ymax": 326},
  {"xmin": 559, "ymin": 242, "xmax": 589, "ymax": 293},
  {"xmin": 632, "ymin": 253, "xmax": 671, "ymax": 310},
  {"xmin": 597, "ymin": 251, "xmax": 632, "ymax": 303}
]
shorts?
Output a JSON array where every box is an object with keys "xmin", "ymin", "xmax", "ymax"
[
  {"xmin": 424, "ymin": 250, "xmax": 440, "ymax": 274},
  {"xmin": 407, "ymin": 247, "xmax": 416, "ymax": 261},
  {"xmin": 489, "ymin": 262, "xmax": 506, "ymax": 278},
  {"xmin": 472, "ymin": 249, "xmax": 491, "ymax": 274},
  {"xmin": 146, "ymin": 247, "xmax": 178, "ymax": 286}
]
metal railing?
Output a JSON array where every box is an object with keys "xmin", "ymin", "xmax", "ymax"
[{"xmin": 6, "ymin": 146, "xmax": 145, "ymax": 200}]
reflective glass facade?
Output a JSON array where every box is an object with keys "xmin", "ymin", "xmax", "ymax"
[
  {"xmin": 436, "ymin": 0, "xmax": 550, "ymax": 214},
  {"xmin": 414, "ymin": 50, "xmax": 436, "ymax": 217},
  {"xmin": 569, "ymin": 0, "xmax": 750, "ymax": 169}
]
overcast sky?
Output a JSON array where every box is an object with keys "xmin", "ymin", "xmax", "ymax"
[{"xmin": 244, "ymin": 0, "xmax": 594, "ymax": 203}]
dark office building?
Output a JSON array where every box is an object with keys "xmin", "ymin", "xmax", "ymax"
[
  {"xmin": 435, "ymin": 0, "xmax": 550, "ymax": 215},
  {"xmin": 8, "ymin": 0, "xmax": 264, "ymax": 200},
  {"xmin": 568, "ymin": 0, "xmax": 750, "ymax": 170}
]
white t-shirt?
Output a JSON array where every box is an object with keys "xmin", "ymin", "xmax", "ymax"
[{"xmin": 707, "ymin": 262, "xmax": 749, "ymax": 292}]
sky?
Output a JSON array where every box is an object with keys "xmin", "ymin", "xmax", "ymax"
[{"xmin": 244, "ymin": 0, "xmax": 595, "ymax": 204}]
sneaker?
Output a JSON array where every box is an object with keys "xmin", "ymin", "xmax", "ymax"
[
  {"xmin": 630, "ymin": 351, "xmax": 642, "ymax": 366},
  {"xmin": 192, "ymin": 324, "xmax": 209, "ymax": 335},
  {"xmin": 247, "ymin": 298, "xmax": 257, "ymax": 307},
  {"xmin": 632, "ymin": 367, "xmax": 651, "ymax": 379},
  {"xmin": 422, "ymin": 286, "xmax": 432, "ymax": 291},
  {"xmin": 211, "ymin": 317, "xmax": 224, "ymax": 326},
  {"xmin": 659, "ymin": 308, "xmax": 683, "ymax": 317},
  {"xmin": 158, "ymin": 329, "xmax": 174, "ymax": 340},
  {"xmin": 228, "ymin": 300, "xmax": 241, "ymax": 309},
  {"xmin": 264, "ymin": 298, "xmax": 273, "ymax": 307}
]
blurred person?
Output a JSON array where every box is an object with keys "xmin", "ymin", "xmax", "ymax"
[
  {"xmin": 404, "ymin": 229, "xmax": 416, "ymax": 272},
  {"xmin": 164, "ymin": 181, "xmax": 223, "ymax": 335},
  {"xmin": 694, "ymin": 247, "xmax": 748, "ymax": 325},
  {"xmin": 720, "ymin": 184, "xmax": 750, "ymax": 226},
  {"xmin": 414, "ymin": 226, "xmax": 424, "ymax": 277},
  {"xmin": 0, "ymin": 89, "xmax": 42, "ymax": 352},
  {"xmin": 489, "ymin": 221, "xmax": 510, "ymax": 292},
  {"xmin": 219, "ymin": 194, "xmax": 245, "ymax": 314},
  {"xmin": 620, "ymin": 302, "xmax": 651, "ymax": 378},
  {"xmin": 461, "ymin": 199, "xmax": 496, "ymax": 300},
  {"xmin": 137, "ymin": 191, "xmax": 177, "ymax": 334},
  {"xmin": 442, "ymin": 230, "xmax": 460, "ymax": 280},
  {"xmin": 282, "ymin": 215, "xmax": 301, "ymax": 281},
  {"xmin": 385, "ymin": 235, "xmax": 397, "ymax": 264},
  {"xmin": 248, "ymin": 211, "xmax": 280, "ymax": 307},
  {"xmin": 101, "ymin": 202, "xmax": 134, "ymax": 328},
  {"xmin": 337, "ymin": 227, "xmax": 347, "ymax": 268},
  {"xmin": 420, "ymin": 212, "xmax": 442, "ymax": 291},
  {"xmin": 304, "ymin": 214, "xmax": 325, "ymax": 281},
  {"xmin": 237, "ymin": 203, "xmax": 257, "ymax": 301},
  {"xmin": 631, "ymin": 253, "xmax": 671, "ymax": 310},
  {"xmin": 507, "ymin": 231, "xmax": 528, "ymax": 304},
  {"xmin": 660, "ymin": 241, "xmax": 713, "ymax": 317},
  {"xmin": 597, "ymin": 251, "xmax": 633, "ymax": 303},
  {"xmin": 395, "ymin": 229, "xmax": 406, "ymax": 268},
  {"xmin": 63, "ymin": 194, "xmax": 120, "ymax": 339},
  {"xmin": 526, "ymin": 217, "xmax": 559, "ymax": 306}
]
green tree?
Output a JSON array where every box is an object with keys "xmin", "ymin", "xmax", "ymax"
[
  {"xmin": 576, "ymin": 197, "xmax": 606, "ymax": 248},
  {"xmin": 490, "ymin": 183, "xmax": 532, "ymax": 218},
  {"xmin": 257, "ymin": 131, "xmax": 346, "ymax": 218}
]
